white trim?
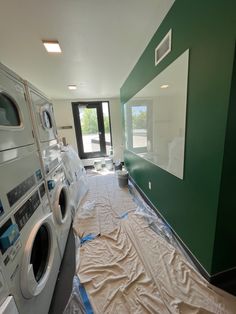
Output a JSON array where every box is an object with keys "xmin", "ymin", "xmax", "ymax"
[{"xmin": 155, "ymin": 29, "xmax": 172, "ymax": 66}]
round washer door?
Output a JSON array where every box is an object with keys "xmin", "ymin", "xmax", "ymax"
[
  {"xmin": 41, "ymin": 109, "xmax": 52, "ymax": 129},
  {"xmin": 39, "ymin": 104, "xmax": 57, "ymax": 140},
  {"xmin": 0, "ymin": 75, "xmax": 35, "ymax": 151},
  {"xmin": 0, "ymin": 91, "xmax": 21, "ymax": 127},
  {"xmin": 21, "ymin": 213, "xmax": 57, "ymax": 299},
  {"xmin": 53, "ymin": 184, "xmax": 70, "ymax": 225}
]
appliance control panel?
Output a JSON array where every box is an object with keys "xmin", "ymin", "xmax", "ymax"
[
  {"xmin": 7, "ymin": 175, "xmax": 36, "ymax": 207},
  {"xmin": 14, "ymin": 191, "xmax": 40, "ymax": 231},
  {"xmin": 39, "ymin": 183, "xmax": 46, "ymax": 198}
]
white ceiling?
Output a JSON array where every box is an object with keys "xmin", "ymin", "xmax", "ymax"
[{"xmin": 0, "ymin": 0, "xmax": 174, "ymax": 100}]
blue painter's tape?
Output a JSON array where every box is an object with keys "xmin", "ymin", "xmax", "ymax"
[
  {"xmin": 80, "ymin": 234, "xmax": 98, "ymax": 245},
  {"xmin": 78, "ymin": 279, "xmax": 94, "ymax": 314},
  {"xmin": 119, "ymin": 212, "xmax": 128, "ymax": 220}
]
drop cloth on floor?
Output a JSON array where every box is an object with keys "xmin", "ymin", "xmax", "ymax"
[
  {"xmin": 73, "ymin": 171, "xmax": 236, "ymax": 314},
  {"xmin": 73, "ymin": 171, "xmax": 136, "ymax": 238}
]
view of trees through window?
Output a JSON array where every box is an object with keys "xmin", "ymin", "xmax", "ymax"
[
  {"xmin": 131, "ymin": 105, "xmax": 147, "ymax": 148},
  {"xmin": 81, "ymin": 108, "xmax": 110, "ymax": 134},
  {"xmin": 77, "ymin": 101, "xmax": 111, "ymax": 156},
  {"xmin": 132, "ymin": 106, "xmax": 147, "ymax": 129}
]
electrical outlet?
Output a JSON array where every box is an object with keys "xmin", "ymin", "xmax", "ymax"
[{"xmin": 148, "ymin": 181, "xmax": 152, "ymax": 190}]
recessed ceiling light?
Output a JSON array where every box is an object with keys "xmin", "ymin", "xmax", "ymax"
[
  {"xmin": 42, "ymin": 40, "xmax": 62, "ymax": 53},
  {"xmin": 68, "ymin": 85, "xmax": 77, "ymax": 90},
  {"xmin": 160, "ymin": 84, "xmax": 169, "ymax": 89}
]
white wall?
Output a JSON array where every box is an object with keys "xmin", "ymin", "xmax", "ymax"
[
  {"xmin": 109, "ymin": 98, "xmax": 124, "ymax": 162},
  {"xmin": 52, "ymin": 99, "xmax": 78, "ymax": 152},
  {"xmin": 52, "ymin": 98, "xmax": 124, "ymax": 165}
]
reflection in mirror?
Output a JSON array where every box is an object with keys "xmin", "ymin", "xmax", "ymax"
[{"xmin": 124, "ymin": 49, "xmax": 189, "ymax": 179}]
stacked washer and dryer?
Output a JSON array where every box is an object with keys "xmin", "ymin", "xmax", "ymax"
[
  {"xmin": 0, "ymin": 63, "xmax": 71, "ymax": 314},
  {"xmin": 25, "ymin": 83, "xmax": 72, "ymax": 260}
]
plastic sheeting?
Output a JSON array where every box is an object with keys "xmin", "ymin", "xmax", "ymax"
[
  {"xmin": 61, "ymin": 145, "xmax": 88, "ymax": 217},
  {"xmin": 130, "ymin": 180, "xmax": 175, "ymax": 244},
  {"xmin": 128, "ymin": 181, "xmax": 197, "ymax": 267},
  {"xmin": 63, "ymin": 276, "xmax": 87, "ymax": 314},
  {"xmin": 67, "ymin": 172, "xmax": 236, "ymax": 313}
]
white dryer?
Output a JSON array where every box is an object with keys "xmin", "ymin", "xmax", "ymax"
[
  {"xmin": 46, "ymin": 164, "xmax": 72, "ymax": 259},
  {"xmin": 25, "ymin": 83, "xmax": 61, "ymax": 176},
  {"xmin": 0, "ymin": 145, "xmax": 43, "ymax": 221},
  {"xmin": 0, "ymin": 63, "xmax": 34, "ymax": 152},
  {"xmin": 26, "ymin": 85, "xmax": 57, "ymax": 143},
  {"xmin": 40, "ymin": 139, "xmax": 62, "ymax": 176},
  {"xmin": 0, "ymin": 182, "xmax": 61, "ymax": 314}
]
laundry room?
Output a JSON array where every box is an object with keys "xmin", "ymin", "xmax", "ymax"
[{"xmin": 0, "ymin": 1, "xmax": 236, "ymax": 314}]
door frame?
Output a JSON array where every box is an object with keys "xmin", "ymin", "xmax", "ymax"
[{"xmin": 72, "ymin": 101, "xmax": 111, "ymax": 159}]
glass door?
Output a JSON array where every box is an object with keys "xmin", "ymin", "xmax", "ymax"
[{"xmin": 72, "ymin": 101, "xmax": 112, "ymax": 159}]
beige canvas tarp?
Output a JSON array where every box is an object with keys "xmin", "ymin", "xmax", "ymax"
[{"xmin": 73, "ymin": 171, "xmax": 236, "ymax": 314}]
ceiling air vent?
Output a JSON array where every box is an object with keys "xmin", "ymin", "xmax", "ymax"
[{"xmin": 155, "ymin": 29, "xmax": 172, "ymax": 66}]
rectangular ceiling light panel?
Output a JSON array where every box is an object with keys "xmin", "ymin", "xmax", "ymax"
[{"xmin": 43, "ymin": 40, "xmax": 62, "ymax": 53}]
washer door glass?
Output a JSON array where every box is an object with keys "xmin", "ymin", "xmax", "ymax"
[
  {"xmin": 0, "ymin": 92, "xmax": 20, "ymax": 126},
  {"xmin": 59, "ymin": 187, "xmax": 67, "ymax": 219},
  {"xmin": 30, "ymin": 225, "xmax": 49, "ymax": 282},
  {"xmin": 42, "ymin": 110, "xmax": 52, "ymax": 129}
]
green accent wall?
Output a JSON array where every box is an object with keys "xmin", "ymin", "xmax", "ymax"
[
  {"xmin": 120, "ymin": 0, "xmax": 236, "ymax": 275},
  {"xmin": 212, "ymin": 43, "xmax": 236, "ymax": 274}
]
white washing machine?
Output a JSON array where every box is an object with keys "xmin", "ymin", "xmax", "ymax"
[
  {"xmin": 61, "ymin": 145, "xmax": 88, "ymax": 217},
  {"xmin": 0, "ymin": 262, "xmax": 18, "ymax": 314},
  {"xmin": 0, "ymin": 182, "xmax": 61, "ymax": 314},
  {"xmin": 46, "ymin": 164, "xmax": 72, "ymax": 259},
  {"xmin": 0, "ymin": 296, "xmax": 19, "ymax": 314},
  {"xmin": 0, "ymin": 63, "xmax": 35, "ymax": 152},
  {"xmin": 0, "ymin": 145, "xmax": 43, "ymax": 220},
  {"xmin": 0, "ymin": 261, "xmax": 10, "ymax": 308}
]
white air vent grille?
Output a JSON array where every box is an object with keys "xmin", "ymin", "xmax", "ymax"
[{"xmin": 155, "ymin": 29, "xmax": 172, "ymax": 66}]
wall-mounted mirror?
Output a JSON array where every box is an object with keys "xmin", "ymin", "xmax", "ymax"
[{"xmin": 124, "ymin": 49, "xmax": 189, "ymax": 179}]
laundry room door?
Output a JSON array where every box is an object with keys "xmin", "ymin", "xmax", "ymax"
[{"xmin": 72, "ymin": 101, "xmax": 112, "ymax": 159}]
